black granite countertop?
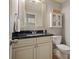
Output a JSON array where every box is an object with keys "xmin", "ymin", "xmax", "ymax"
[
  {"xmin": 12, "ymin": 30, "xmax": 53, "ymax": 40},
  {"xmin": 12, "ymin": 34, "xmax": 53, "ymax": 40}
]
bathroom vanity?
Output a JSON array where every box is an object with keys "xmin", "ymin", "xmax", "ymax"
[
  {"xmin": 10, "ymin": 0, "xmax": 63, "ymax": 59},
  {"xmin": 12, "ymin": 31, "xmax": 53, "ymax": 59}
]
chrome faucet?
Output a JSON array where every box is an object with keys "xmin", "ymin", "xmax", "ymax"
[{"xmin": 32, "ymin": 30, "xmax": 36, "ymax": 35}]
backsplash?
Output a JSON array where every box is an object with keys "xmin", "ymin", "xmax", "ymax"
[
  {"xmin": 21, "ymin": 26, "xmax": 62, "ymax": 35},
  {"xmin": 47, "ymin": 27, "xmax": 62, "ymax": 35}
]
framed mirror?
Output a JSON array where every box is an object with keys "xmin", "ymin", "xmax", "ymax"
[{"xmin": 19, "ymin": 0, "xmax": 47, "ymax": 30}]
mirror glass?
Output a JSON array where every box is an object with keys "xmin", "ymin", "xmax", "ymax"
[{"xmin": 19, "ymin": 0, "xmax": 47, "ymax": 30}]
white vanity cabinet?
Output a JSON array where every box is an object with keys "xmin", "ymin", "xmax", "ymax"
[
  {"xmin": 12, "ymin": 38, "xmax": 36, "ymax": 59},
  {"xmin": 12, "ymin": 36, "xmax": 52, "ymax": 59}
]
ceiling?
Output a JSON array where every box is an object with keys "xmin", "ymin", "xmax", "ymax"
[
  {"xmin": 54, "ymin": 0, "xmax": 66, "ymax": 3},
  {"xmin": 49, "ymin": 0, "xmax": 66, "ymax": 3}
]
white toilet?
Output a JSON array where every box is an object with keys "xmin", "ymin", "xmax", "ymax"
[{"xmin": 52, "ymin": 36, "xmax": 70, "ymax": 59}]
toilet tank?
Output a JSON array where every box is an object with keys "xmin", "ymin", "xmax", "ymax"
[{"xmin": 52, "ymin": 36, "xmax": 62, "ymax": 45}]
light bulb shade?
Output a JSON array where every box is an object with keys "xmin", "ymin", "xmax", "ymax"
[{"xmin": 35, "ymin": 0, "xmax": 40, "ymax": 2}]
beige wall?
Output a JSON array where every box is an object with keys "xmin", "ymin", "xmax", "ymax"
[
  {"xmin": 9, "ymin": 0, "xmax": 18, "ymax": 39},
  {"xmin": 62, "ymin": 0, "xmax": 70, "ymax": 46}
]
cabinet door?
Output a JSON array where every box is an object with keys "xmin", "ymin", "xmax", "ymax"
[
  {"xmin": 56, "ymin": 14, "xmax": 62, "ymax": 27},
  {"xmin": 12, "ymin": 46, "xmax": 34, "ymax": 59},
  {"xmin": 37, "ymin": 42, "xmax": 52, "ymax": 59},
  {"xmin": 52, "ymin": 14, "xmax": 56, "ymax": 27}
]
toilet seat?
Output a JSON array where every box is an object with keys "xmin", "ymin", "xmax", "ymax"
[{"xmin": 56, "ymin": 44, "xmax": 70, "ymax": 54}]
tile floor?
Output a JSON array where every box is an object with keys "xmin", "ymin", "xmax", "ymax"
[
  {"xmin": 53, "ymin": 55, "xmax": 70, "ymax": 59},
  {"xmin": 53, "ymin": 55, "xmax": 59, "ymax": 59}
]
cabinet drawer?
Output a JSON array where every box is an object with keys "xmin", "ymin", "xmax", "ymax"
[
  {"xmin": 37, "ymin": 37, "xmax": 51, "ymax": 44},
  {"xmin": 12, "ymin": 38, "xmax": 36, "ymax": 48}
]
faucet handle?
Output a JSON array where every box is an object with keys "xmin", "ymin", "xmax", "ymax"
[
  {"xmin": 43, "ymin": 30, "xmax": 47, "ymax": 34},
  {"xmin": 32, "ymin": 30, "xmax": 36, "ymax": 34}
]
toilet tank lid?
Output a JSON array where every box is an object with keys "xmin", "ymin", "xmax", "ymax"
[{"xmin": 52, "ymin": 35, "xmax": 62, "ymax": 37}]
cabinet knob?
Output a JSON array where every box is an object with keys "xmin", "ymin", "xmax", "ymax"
[{"xmin": 34, "ymin": 44, "xmax": 38, "ymax": 48}]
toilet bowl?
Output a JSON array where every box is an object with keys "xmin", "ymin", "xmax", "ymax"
[
  {"xmin": 52, "ymin": 36, "xmax": 70, "ymax": 59},
  {"xmin": 56, "ymin": 44, "xmax": 70, "ymax": 54}
]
